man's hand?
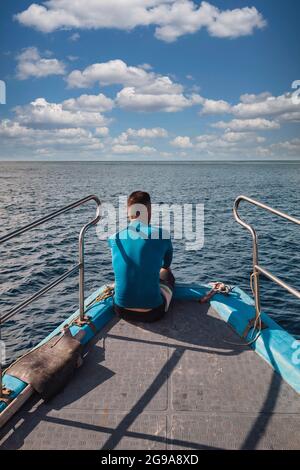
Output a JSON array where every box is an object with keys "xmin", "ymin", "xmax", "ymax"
[{"xmin": 161, "ymin": 267, "xmax": 171, "ymax": 273}]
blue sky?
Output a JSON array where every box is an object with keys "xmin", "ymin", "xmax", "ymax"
[{"xmin": 0, "ymin": 0, "xmax": 299, "ymax": 160}]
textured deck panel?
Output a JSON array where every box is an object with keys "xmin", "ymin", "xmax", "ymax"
[{"xmin": 1, "ymin": 300, "xmax": 300, "ymax": 450}]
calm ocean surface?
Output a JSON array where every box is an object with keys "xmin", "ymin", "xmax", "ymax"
[{"xmin": 0, "ymin": 161, "xmax": 299, "ymax": 364}]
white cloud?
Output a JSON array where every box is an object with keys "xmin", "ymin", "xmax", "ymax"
[
  {"xmin": 199, "ymin": 90, "xmax": 300, "ymax": 123},
  {"xmin": 15, "ymin": 97, "xmax": 108, "ymax": 128},
  {"xmin": 0, "ymin": 93, "xmax": 112, "ymax": 158},
  {"xmin": 66, "ymin": 59, "xmax": 205, "ymax": 112},
  {"xmin": 95, "ymin": 127, "xmax": 109, "ymax": 136},
  {"xmin": 113, "ymin": 127, "xmax": 168, "ymax": 145},
  {"xmin": 67, "ymin": 55, "xmax": 79, "ymax": 62},
  {"xmin": 67, "ymin": 59, "xmax": 182, "ymax": 93},
  {"xmin": 115, "ymin": 127, "xmax": 168, "ymax": 143},
  {"xmin": 183, "ymin": 130, "xmax": 267, "ymax": 156},
  {"xmin": 171, "ymin": 136, "xmax": 193, "ymax": 148},
  {"xmin": 195, "ymin": 136, "xmax": 233, "ymax": 150},
  {"xmin": 16, "ymin": 47, "xmax": 66, "ymax": 80},
  {"xmin": 206, "ymin": 5, "xmax": 266, "ymax": 39},
  {"xmin": 116, "ymin": 87, "xmax": 192, "ymax": 112},
  {"xmin": 212, "ymin": 118, "xmax": 280, "ymax": 131},
  {"xmin": 126, "ymin": 127, "xmax": 168, "ymax": 138},
  {"xmin": 195, "ymin": 134, "xmax": 216, "ymax": 143},
  {"xmin": 222, "ymin": 131, "xmax": 250, "ymax": 143},
  {"xmin": 35, "ymin": 148, "xmax": 55, "ymax": 157},
  {"xmin": 138, "ymin": 63, "xmax": 153, "ymax": 71},
  {"xmin": 155, "ymin": 1, "xmax": 266, "ymax": 42},
  {"xmin": 232, "ymin": 92, "xmax": 300, "ymax": 120},
  {"xmin": 254, "ymin": 146, "xmax": 273, "ymax": 157},
  {"xmin": 252, "ymin": 138, "xmax": 300, "ymax": 159},
  {"xmin": 113, "ymin": 132, "xmax": 129, "ymax": 145},
  {"xmin": 272, "ymin": 138, "xmax": 300, "ymax": 154},
  {"xmin": 16, "ymin": 1, "xmax": 266, "ymax": 42},
  {"xmin": 222, "ymin": 131, "xmax": 265, "ymax": 143},
  {"xmin": 0, "ymin": 119, "xmax": 105, "ymax": 151},
  {"xmin": 279, "ymin": 112, "xmax": 300, "ymax": 122},
  {"xmin": 239, "ymin": 92, "xmax": 272, "ymax": 104},
  {"xmin": 0, "ymin": 119, "xmax": 35, "ymax": 138},
  {"xmin": 200, "ymin": 98, "xmax": 231, "ymax": 115},
  {"xmin": 69, "ymin": 32, "xmax": 80, "ymax": 41},
  {"xmin": 62, "ymin": 93, "xmax": 114, "ymax": 112},
  {"xmin": 111, "ymin": 144, "xmax": 156, "ymax": 154}
]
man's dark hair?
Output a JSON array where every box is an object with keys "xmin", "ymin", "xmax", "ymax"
[{"xmin": 127, "ymin": 191, "xmax": 151, "ymax": 207}]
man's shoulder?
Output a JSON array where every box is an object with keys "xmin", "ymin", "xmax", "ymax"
[{"xmin": 149, "ymin": 225, "xmax": 171, "ymax": 240}]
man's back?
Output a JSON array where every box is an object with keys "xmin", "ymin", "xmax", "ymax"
[{"xmin": 108, "ymin": 220, "xmax": 173, "ymax": 309}]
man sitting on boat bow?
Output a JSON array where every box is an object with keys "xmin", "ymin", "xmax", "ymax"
[{"xmin": 108, "ymin": 191, "xmax": 175, "ymax": 322}]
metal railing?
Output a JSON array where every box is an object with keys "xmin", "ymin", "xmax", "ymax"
[
  {"xmin": 233, "ymin": 195, "xmax": 300, "ymax": 329},
  {"xmin": 0, "ymin": 195, "xmax": 101, "ymax": 398}
]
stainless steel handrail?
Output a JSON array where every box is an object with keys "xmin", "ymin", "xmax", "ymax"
[
  {"xmin": 233, "ymin": 195, "xmax": 300, "ymax": 329},
  {"xmin": 0, "ymin": 195, "xmax": 101, "ymax": 398}
]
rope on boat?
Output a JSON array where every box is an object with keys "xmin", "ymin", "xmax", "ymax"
[
  {"xmin": 198, "ymin": 282, "xmax": 233, "ymax": 304},
  {"xmin": 85, "ymin": 284, "xmax": 114, "ymax": 312},
  {"xmin": 246, "ymin": 271, "xmax": 263, "ymax": 344},
  {"xmin": 199, "ymin": 278, "xmax": 262, "ymax": 346}
]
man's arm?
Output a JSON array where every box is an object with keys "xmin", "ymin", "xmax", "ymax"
[{"xmin": 162, "ymin": 238, "xmax": 173, "ymax": 269}]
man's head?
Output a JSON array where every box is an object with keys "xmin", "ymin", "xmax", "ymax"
[{"xmin": 127, "ymin": 191, "xmax": 151, "ymax": 224}]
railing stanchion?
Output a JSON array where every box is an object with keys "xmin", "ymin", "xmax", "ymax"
[
  {"xmin": 78, "ymin": 200, "xmax": 101, "ymax": 321},
  {"xmin": 79, "ymin": 229, "xmax": 85, "ymax": 321},
  {"xmin": 0, "ymin": 317, "xmax": 2, "ymax": 398},
  {"xmin": 250, "ymin": 221, "xmax": 261, "ymax": 323}
]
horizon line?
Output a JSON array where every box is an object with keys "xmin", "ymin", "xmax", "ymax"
[{"xmin": 1, "ymin": 159, "xmax": 300, "ymax": 164}]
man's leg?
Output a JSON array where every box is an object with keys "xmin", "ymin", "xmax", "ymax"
[{"xmin": 159, "ymin": 267, "xmax": 175, "ymax": 312}]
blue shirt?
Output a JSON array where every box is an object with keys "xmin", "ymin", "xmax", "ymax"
[{"xmin": 108, "ymin": 220, "xmax": 173, "ymax": 309}]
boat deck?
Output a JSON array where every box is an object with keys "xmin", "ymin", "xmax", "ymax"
[{"xmin": 1, "ymin": 299, "xmax": 300, "ymax": 450}]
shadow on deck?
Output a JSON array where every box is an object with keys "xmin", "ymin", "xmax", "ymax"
[{"xmin": 1, "ymin": 300, "xmax": 300, "ymax": 450}]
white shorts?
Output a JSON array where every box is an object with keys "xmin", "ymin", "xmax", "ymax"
[{"xmin": 160, "ymin": 283, "xmax": 173, "ymax": 312}]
